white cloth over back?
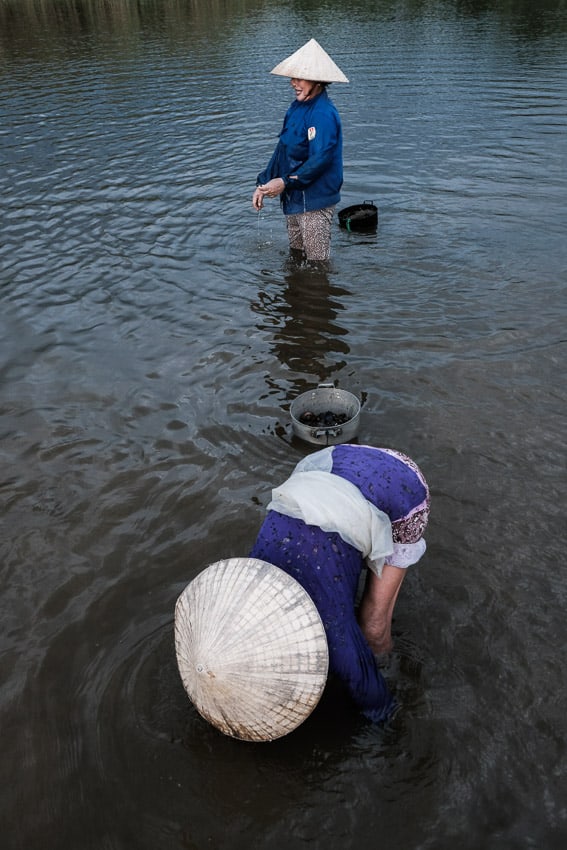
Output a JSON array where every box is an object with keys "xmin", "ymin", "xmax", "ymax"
[
  {"xmin": 291, "ymin": 446, "xmax": 427, "ymax": 569},
  {"xmin": 267, "ymin": 470, "xmax": 393, "ymax": 576}
]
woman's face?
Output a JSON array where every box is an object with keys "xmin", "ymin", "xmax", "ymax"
[{"xmin": 290, "ymin": 78, "xmax": 321, "ymax": 102}]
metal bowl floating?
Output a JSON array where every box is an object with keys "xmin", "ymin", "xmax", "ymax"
[
  {"xmin": 290, "ymin": 383, "xmax": 361, "ymax": 446},
  {"xmin": 338, "ymin": 201, "xmax": 378, "ymax": 232}
]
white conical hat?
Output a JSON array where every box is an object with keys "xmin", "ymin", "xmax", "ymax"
[
  {"xmin": 271, "ymin": 38, "xmax": 349, "ymax": 84},
  {"xmin": 174, "ymin": 557, "xmax": 329, "ymax": 742}
]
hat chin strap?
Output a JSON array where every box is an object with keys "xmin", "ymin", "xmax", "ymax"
[{"xmin": 305, "ymin": 81, "xmax": 322, "ymax": 99}]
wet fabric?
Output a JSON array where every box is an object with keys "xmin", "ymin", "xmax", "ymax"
[
  {"xmin": 249, "ymin": 510, "xmax": 396, "ymax": 723},
  {"xmin": 328, "ymin": 445, "xmax": 429, "ymax": 525},
  {"xmin": 294, "ymin": 445, "xmax": 430, "ymax": 566},
  {"xmin": 249, "ymin": 445, "xmax": 430, "ymax": 722},
  {"xmin": 286, "ymin": 206, "xmax": 335, "ymax": 261},
  {"xmin": 256, "ymin": 89, "xmax": 343, "ymax": 215},
  {"xmin": 267, "ymin": 470, "xmax": 393, "ymax": 574}
]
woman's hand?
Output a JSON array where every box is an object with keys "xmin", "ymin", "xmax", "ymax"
[
  {"xmin": 252, "ymin": 186, "xmax": 265, "ymax": 210},
  {"xmin": 252, "ymin": 177, "xmax": 285, "ymax": 210}
]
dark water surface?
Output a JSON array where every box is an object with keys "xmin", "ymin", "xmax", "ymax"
[{"xmin": 1, "ymin": 1, "xmax": 566, "ymax": 848}]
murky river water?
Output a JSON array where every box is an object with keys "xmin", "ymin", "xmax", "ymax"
[{"xmin": 1, "ymin": 1, "xmax": 566, "ymax": 848}]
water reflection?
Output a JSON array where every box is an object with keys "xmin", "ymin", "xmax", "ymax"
[
  {"xmin": 252, "ymin": 265, "xmax": 351, "ymax": 397},
  {"xmin": 2, "ymin": 0, "xmax": 566, "ymax": 61},
  {"xmin": 0, "ymin": 0, "xmax": 266, "ymax": 53},
  {"xmin": 454, "ymin": 0, "xmax": 567, "ymax": 37},
  {"xmin": 2, "ymin": 0, "xmax": 567, "ymax": 848}
]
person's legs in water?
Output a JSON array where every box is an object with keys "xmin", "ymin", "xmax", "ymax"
[
  {"xmin": 358, "ymin": 564, "xmax": 407, "ymax": 654},
  {"xmin": 286, "ymin": 213, "xmax": 305, "ymax": 261},
  {"xmin": 286, "ymin": 206, "xmax": 335, "ymax": 262}
]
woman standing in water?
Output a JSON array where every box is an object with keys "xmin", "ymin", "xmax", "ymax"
[{"xmin": 252, "ymin": 38, "xmax": 348, "ymax": 263}]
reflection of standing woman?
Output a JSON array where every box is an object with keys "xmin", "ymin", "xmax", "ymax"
[{"xmin": 252, "ymin": 39, "xmax": 349, "ymax": 263}]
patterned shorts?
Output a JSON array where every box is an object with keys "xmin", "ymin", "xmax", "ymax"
[{"xmin": 285, "ymin": 206, "xmax": 336, "ymax": 261}]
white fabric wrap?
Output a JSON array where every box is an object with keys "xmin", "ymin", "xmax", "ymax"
[
  {"xmin": 387, "ymin": 539, "xmax": 426, "ymax": 568},
  {"xmin": 267, "ymin": 470, "xmax": 394, "ymax": 577},
  {"xmin": 293, "ymin": 446, "xmax": 334, "ymax": 474},
  {"xmin": 292, "ymin": 446, "xmax": 427, "ymax": 569}
]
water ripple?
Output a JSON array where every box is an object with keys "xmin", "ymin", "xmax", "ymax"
[{"xmin": 1, "ymin": 2, "xmax": 567, "ymax": 848}]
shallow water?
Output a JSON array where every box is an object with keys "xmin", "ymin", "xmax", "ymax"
[{"xmin": 1, "ymin": 1, "xmax": 566, "ymax": 848}]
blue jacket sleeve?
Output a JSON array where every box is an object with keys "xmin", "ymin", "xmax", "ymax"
[{"xmin": 257, "ymin": 143, "xmax": 281, "ymax": 185}]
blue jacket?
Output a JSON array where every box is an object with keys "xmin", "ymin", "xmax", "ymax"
[{"xmin": 257, "ymin": 89, "xmax": 343, "ymax": 215}]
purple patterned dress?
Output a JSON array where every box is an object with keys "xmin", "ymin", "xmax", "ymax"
[{"xmin": 249, "ymin": 445, "xmax": 430, "ymax": 723}]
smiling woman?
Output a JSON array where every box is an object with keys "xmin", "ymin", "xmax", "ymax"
[{"xmin": 252, "ymin": 38, "xmax": 349, "ymax": 263}]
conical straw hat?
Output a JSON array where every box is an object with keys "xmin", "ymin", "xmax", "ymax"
[
  {"xmin": 271, "ymin": 38, "xmax": 349, "ymax": 84},
  {"xmin": 175, "ymin": 557, "xmax": 329, "ymax": 742}
]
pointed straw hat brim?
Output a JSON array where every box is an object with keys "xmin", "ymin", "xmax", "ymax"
[
  {"xmin": 271, "ymin": 38, "xmax": 349, "ymax": 84},
  {"xmin": 174, "ymin": 557, "xmax": 329, "ymax": 742}
]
